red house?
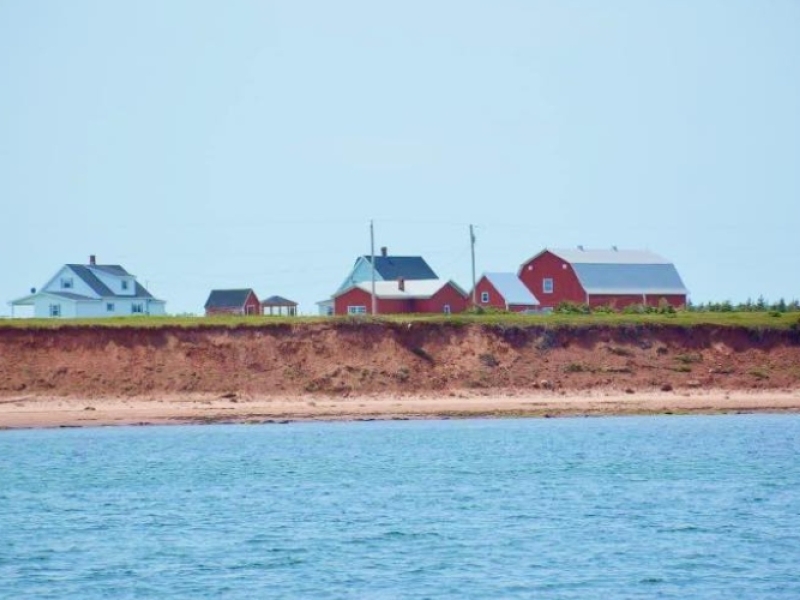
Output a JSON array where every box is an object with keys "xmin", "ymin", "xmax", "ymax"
[
  {"xmin": 333, "ymin": 279, "xmax": 468, "ymax": 315},
  {"xmin": 472, "ymin": 272, "xmax": 540, "ymax": 312},
  {"xmin": 204, "ymin": 289, "xmax": 261, "ymax": 316},
  {"xmin": 518, "ymin": 248, "xmax": 689, "ymax": 310}
]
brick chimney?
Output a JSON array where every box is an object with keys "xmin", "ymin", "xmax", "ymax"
[
  {"xmin": 398, "ymin": 277, "xmax": 405, "ymax": 291},
  {"xmin": 89, "ymin": 255, "xmax": 96, "ymax": 265},
  {"xmin": 381, "ymin": 246, "xmax": 388, "ymax": 257}
]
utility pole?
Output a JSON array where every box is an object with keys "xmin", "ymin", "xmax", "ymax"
[
  {"xmin": 470, "ymin": 224, "xmax": 477, "ymax": 307},
  {"xmin": 370, "ymin": 220, "xmax": 377, "ymax": 315}
]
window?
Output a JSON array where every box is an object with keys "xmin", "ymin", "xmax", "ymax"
[
  {"xmin": 131, "ymin": 303, "xmax": 144, "ymax": 314},
  {"xmin": 121, "ymin": 280, "xmax": 129, "ymax": 291},
  {"xmin": 49, "ymin": 304, "xmax": 61, "ymax": 317},
  {"xmin": 60, "ymin": 278, "xmax": 73, "ymax": 289},
  {"xmin": 348, "ymin": 305, "xmax": 367, "ymax": 315},
  {"xmin": 480, "ymin": 291, "xmax": 489, "ymax": 303},
  {"xmin": 443, "ymin": 304, "xmax": 451, "ymax": 314},
  {"xmin": 106, "ymin": 303, "xmax": 115, "ymax": 312},
  {"xmin": 543, "ymin": 278, "xmax": 554, "ymax": 294}
]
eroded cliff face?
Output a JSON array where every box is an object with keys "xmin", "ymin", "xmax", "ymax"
[{"xmin": 1, "ymin": 322, "xmax": 799, "ymax": 397}]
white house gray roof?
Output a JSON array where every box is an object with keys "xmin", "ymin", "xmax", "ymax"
[
  {"xmin": 482, "ymin": 273, "xmax": 539, "ymax": 306},
  {"xmin": 540, "ymin": 248, "xmax": 688, "ymax": 295},
  {"xmin": 65, "ymin": 264, "xmax": 155, "ymax": 299}
]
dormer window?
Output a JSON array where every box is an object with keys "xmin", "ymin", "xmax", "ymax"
[
  {"xmin": 121, "ymin": 280, "xmax": 129, "ymax": 291},
  {"xmin": 61, "ymin": 278, "xmax": 73, "ymax": 289}
]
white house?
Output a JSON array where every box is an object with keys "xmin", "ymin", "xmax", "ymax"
[{"xmin": 10, "ymin": 255, "xmax": 166, "ymax": 318}]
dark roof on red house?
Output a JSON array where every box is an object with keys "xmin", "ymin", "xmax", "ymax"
[
  {"xmin": 362, "ymin": 256, "xmax": 437, "ymax": 280},
  {"xmin": 204, "ymin": 289, "xmax": 257, "ymax": 309}
]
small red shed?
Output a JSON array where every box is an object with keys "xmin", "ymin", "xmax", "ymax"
[
  {"xmin": 204, "ymin": 289, "xmax": 261, "ymax": 316},
  {"xmin": 473, "ymin": 272, "xmax": 540, "ymax": 312},
  {"xmin": 518, "ymin": 247, "xmax": 689, "ymax": 310}
]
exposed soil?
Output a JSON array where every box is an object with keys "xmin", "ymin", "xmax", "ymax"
[{"xmin": 2, "ymin": 322, "xmax": 799, "ymax": 398}]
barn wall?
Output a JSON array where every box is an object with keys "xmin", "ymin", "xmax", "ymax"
[
  {"xmin": 244, "ymin": 292, "xmax": 261, "ymax": 316},
  {"xmin": 588, "ymin": 294, "xmax": 687, "ymax": 309},
  {"xmin": 519, "ymin": 251, "xmax": 586, "ymax": 309}
]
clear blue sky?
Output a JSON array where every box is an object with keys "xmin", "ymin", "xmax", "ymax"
[{"xmin": 2, "ymin": 1, "xmax": 798, "ymax": 315}]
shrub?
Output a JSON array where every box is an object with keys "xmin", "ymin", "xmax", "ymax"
[
  {"xmin": 592, "ymin": 305, "xmax": 615, "ymax": 314},
  {"xmin": 657, "ymin": 298, "xmax": 676, "ymax": 314},
  {"xmin": 556, "ymin": 301, "xmax": 590, "ymax": 315}
]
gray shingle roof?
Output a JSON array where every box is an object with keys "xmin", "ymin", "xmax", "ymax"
[
  {"xmin": 67, "ymin": 265, "xmax": 114, "ymax": 296},
  {"xmin": 261, "ymin": 295, "xmax": 297, "ymax": 306},
  {"xmin": 89, "ymin": 265, "xmax": 131, "ymax": 276},
  {"xmin": 205, "ymin": 289, "xmax": 256, "ymax": 309},
  {"xmin": 483, "ymin": 273, "xmax": 539, "ymax": 305},
  {"xmin": 65, "ymin": 264, "xmax": 155, "ymax": 298},
  {"xmin": 363, "ymin": 256, "xmax": 438, "ymax": 280}
]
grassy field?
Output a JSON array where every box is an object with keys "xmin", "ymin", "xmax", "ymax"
[{"xmin": 1, "ymin": 311, "xmax": 798, "ymax": 330}]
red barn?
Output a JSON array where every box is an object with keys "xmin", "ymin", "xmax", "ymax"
[
  {"xmin": 518, "ymin": 248, "xmax": 689, "ymax": 310},
  {"xmin": 473, "ymin": 272, "xmax": 540, "ymax": 312},
  {"xmin": 333, "ymin": 279, "xmax": 468, "ymax": 315},
  {"xmin": 204, "ymin": 289, "xmax": 261, "ymax": 316}
]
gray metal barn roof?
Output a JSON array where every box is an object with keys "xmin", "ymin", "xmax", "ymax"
[
  {"xmin": 547, "ymin": 248, "xmax": 688, "ymax": 295},
  {"xmin": 482, "ymin": 273, "xmax": 539, "ymax": 305}
]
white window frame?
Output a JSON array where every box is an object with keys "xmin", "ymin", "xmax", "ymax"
[
  {"xmin": 49, "ymin": 304, "xmax": 61, "ymax": 317},
  {"xmin": 106, "ymin": 303, "xmax": 115, "ymax": 312},
  {"xmin": 61, "ymin": 278, "xmax": 73, "ymax": 289},
  {"xmin": 543, "ymin": 278, "xmax": 554, "ymax": 294},
  {"xmin": 443, "ymin": 304, "xmax": 451, "ymax": 314},
  {"xmin": 480, "ymin": 291, "xmax": 489, "ymax": 303},
  {"xmin": 121, "ymin": 280, "xmax": 129, "ymax": 291},
  {"xmin": 347, "ymin": 305, "xmax": 367, "ymax": 315},
  {"xmin": 131, "ymin": 303, "xmax": 144, "ymax": 314}
]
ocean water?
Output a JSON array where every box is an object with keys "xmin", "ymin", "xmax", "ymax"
[{"xmin": 1, "ymin": 415, "xmax": 799, "ymax": 599}]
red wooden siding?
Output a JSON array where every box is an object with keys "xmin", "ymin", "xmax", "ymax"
[
  {"xmin": 205, "ymin": 291, "xmax": 261, "ymax": 316},
  {"xmin": 474, "ymin": 278, "xmax": 506, "ymax": 310},
  {"xmin": 520, "ymin": 251, "xmax": 687, "ymax": 310},
  {"xmin": 334, "ymin": 284, "xmax": 467, "ymax": 315},
  {"xmin": 587, "ymin": 294, "xmax": 686, "ymax": 310},
  {"xmin": 413, "ymin": 284, "xmax": 468, "ymax": 314},
  {"xmin": 519, "ymin": 251, "xmax": 585, "ymax": 309}
]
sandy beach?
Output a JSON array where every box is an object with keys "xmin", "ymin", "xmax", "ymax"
[{"xmin": 2, "ymin": 389, "xmax": 800, "ymax": 429}]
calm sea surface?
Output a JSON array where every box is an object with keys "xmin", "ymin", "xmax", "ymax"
[{"xmin": 1, "ymin": 415, "xmax": 799, "ymax": 599}]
